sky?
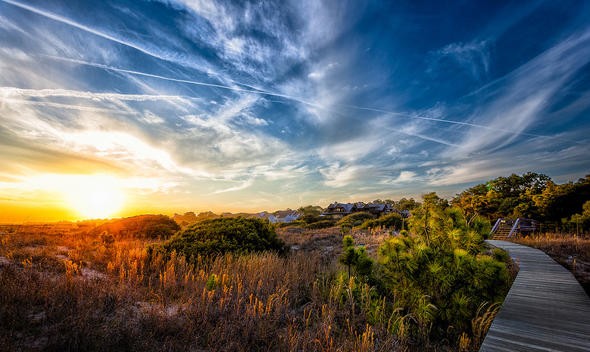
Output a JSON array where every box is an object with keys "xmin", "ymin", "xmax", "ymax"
[{"xmin": 1, "ymin": 0, "xmax": 590, "ymax": 222}]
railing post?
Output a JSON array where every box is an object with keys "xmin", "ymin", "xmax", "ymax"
[
  {"xmin": 490, "ymin": 218, "xmax": 501, "ymax": 237},
  {"xmin": 508, "ymin": 218, "xmax": 520, "ymax": 238}
]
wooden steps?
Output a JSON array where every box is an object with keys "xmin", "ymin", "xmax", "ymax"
[{"xmin": 492, "ymin": 226, "xmax": 511, "ymax": 240}]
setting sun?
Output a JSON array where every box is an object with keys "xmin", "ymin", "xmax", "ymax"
[
  {"xmin": 63, "ymin": 176, "xmax": 125, "ymax": 219},
  {"xmin": 65, "ymin": 186, "xmax": 124, "ymax": 219}
]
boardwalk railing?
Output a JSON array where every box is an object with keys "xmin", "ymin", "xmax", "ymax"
[
  {"xmin": 490, "ymin": 217, "xmax": 539, "ymax": 239},
  {"xmin": 490, "ymin": 218, "xmax": 501, "ymax": 234},
  {"xmin": 508, "ymin": 218, "xmax": 520, "ymax": 237}
]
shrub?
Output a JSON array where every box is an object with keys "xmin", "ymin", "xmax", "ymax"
[
  {"xmin": 337, "ymin": 212, "xmax": 375, "ymax": 228},
  {"xmin": 373, "ymin": 196, "xmax": 510, "ymax": 343},
  {"xmin": 90, "ymin": 215, "xmax": 180, "ymax": 239},
  {"xmin": 306, "ymin": 219, "xmax": 336, "ymax": 229},
  {"xmin": 360, "ymin": 212, "xmax": 404, "ymax": 230},
  {"xmin": 160, "ymin": 217, "xmax": 286, "ymax": 257}
]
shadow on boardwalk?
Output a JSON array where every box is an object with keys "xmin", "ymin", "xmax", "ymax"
[{"xmin": 480, "ymin": 240, "xmax": 590, "ymax": 352}]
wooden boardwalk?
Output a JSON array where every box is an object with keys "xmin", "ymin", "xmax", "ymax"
[{"xmin": 480, "ymin": 240, "xmax": 590, "ymax": 351}]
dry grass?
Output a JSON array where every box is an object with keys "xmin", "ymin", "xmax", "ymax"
[
  {"xmin": 0, "ymin": 223, "xmax": 503, "ymax": 351},
  {"xmin": 512, "ymin": 233, "xmax": 590, "ymax": 296},
  {"xmin": 0, "ymin": 224, "xmax": 402, "ymax": 351}
]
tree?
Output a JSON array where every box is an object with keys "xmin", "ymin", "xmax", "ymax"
[
  {"xmin": 396, "ymin": 197, "xmax": 420, "ymax": 211},
  {"xmin": 376, "ymin": 198, "xmax": 509, "ymax": 342},
  {"xmin": 452, "ymin": 172, "xmax": 551, "ymax": 220},
  {"xmin": 339, "ymin": 235, "xmax": 373, "ymax": 279},
  {"xmin": 297, "ymin": 205, "xmax": 324, "ymax": 224}
]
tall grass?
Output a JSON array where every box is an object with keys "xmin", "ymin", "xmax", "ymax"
[
  {"xmin": 0, "ymin": 223, "xmax": 506, "ymax": 351},
  {"xmin": 0, "ymin": 228, "xmax": 402, "ymax": 351}
]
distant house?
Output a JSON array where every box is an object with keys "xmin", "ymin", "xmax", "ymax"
[
  {"xmin": 396, "ymin": 209, "xmax": 411, "ymax": 218},
  {"xmin": 363, "ymin": 203, "xmax": 393, "ymax": 215},
  {"xmin": 258, "ymin": 210, "xmax": 300, "ymax": 224},
  {"xmin": 322, "ymin": 202, "xmax": 355, "ymax": 216},
  {"xmin": 322, "ymin": 202, "xmax": 400, "ymax": 218}
]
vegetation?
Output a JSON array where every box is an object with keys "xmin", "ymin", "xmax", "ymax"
[
  {"xmin": 337, "ymin": 212, "xmax": 376, "ymax": 229},
  {"xmin": 0, "ymin": 198, "xmax": 512, "ymax": 351},
  {"xmin": 359, "ymin": 212, "xmax": 405, "ymax": 231},
  {"xmin": 159, "ymin": 217, "xmax": 286, "ymax": 258},
  {"xmin": 452, "ymin": 173, "xmax": 590, "ymax": 232},
  {"xmin": 305, "ymin": 219, "xmax": 337, "ymax": 229},
  {"xmin": 90, "ymin": 214, "xmax": 180, "ymax": 239},
  {"xmin": 371, "ymin": 194, "xmax": 510, "ymax": 346}
]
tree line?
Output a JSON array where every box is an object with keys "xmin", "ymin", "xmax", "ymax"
[{"xmin": 451, "ymin": 172, "xmax": 590, "ymax": 233}]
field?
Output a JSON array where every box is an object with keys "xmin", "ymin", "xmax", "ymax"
[
  {"xmin": 0, "ymin": 221, "xmax": 505, "ymax": 351},
  {"xmin": 512, "ymin": 234, "xmax": 590, "ymax": 296}
]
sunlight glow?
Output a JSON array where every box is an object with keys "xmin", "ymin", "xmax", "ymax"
[
  {"xmin": 62, "ymin": 175, "xmax": 125, "ymax": 219},
  {"xmin": 8, "ymin": 173, "xmax": 127, "ymax": 219}
]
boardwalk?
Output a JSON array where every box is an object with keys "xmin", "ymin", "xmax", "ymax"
[{"xmin": 480, "ymin": 240, "xmax": 590, "ymax": 352}]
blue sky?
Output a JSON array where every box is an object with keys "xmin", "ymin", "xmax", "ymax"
[{"xmin": 1, "ymin": 0, "xmax": 590, "ymax": 216}]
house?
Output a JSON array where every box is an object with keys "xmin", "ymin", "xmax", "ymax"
[
  {"xmin": 322, "ymin": 202, "xmax": 355, "ymax": 215},
  {"xmin": 258, "ymin": 210, "xmax": 300, "ymax": 224},
  {"xmin": 362, "ymin": 203, "xmax": 393, "ymax": 215},
  {"xmin": 273, "ymin": 210, "xmax": 300, "ymax": 223},
  {"xmin": 322, "ymin": 202, "xmax": 400, "ymax": 218}
]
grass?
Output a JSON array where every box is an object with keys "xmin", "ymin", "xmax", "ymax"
[
  {"xmin": 512, "ymin": 233, "xmax": 590, "ymax": 296},
  {"xmin": 0, "ymin": 222, "xmax": 507, "ymax": 351}
]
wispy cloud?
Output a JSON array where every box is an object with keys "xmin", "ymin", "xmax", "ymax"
[
  {"xmin": 447, "ymin": 28, "xmax": 590, "ymax": 159},
  {"xmin": 1, "ymin": 0, "xmax": 589, "ymax": 216},
  {"xmin": 430, "ymin": 40, "xmax": 491, "ymax": 80}
]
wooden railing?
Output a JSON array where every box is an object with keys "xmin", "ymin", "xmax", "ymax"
[
  {"xmin": 508, "ymin": 218, "xmax": 520, "ymax": 237},
  {"xmin": 490, "ymin": 217, "xmax": 539, "ymax": 238}
]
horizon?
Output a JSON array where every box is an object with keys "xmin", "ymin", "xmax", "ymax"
[{"xmin": 1, "ymin": 0, "xmax": 590, "ymax": 223}]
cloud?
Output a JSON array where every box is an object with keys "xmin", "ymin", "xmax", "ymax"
[
  {"xmin": 212, "ymin": 178, "xmax": 255, "ymax": 194},
  {"xmin": 447, "ymin": 28, "xmax": 590, "ymax": 158},
  {"xmin": 381, "ymin": 171, "xmax": 418, "ymax": 185},
  {"xmin": 431, "ymin": 40, "xmax": 491, "ymax": 79},
  {"xmin": 319, "ymin": 163, "xmax": 369, "ymax": 188}
]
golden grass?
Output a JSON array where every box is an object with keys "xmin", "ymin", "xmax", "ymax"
[
  {"xmin": 0, "ymin": 224, "xmax": 402, "ymax": 351},
  {"xmin": 0, "ymin": 223, "xmax": 504, "ymax": 351}
]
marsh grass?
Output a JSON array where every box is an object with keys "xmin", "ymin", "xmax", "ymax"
[
  {"xmin": 0, "ymin": 222, "xmax": 507, "ymax": 351},
  {"xmin": 0, "ymin": 225, "xmax": 402, "ymax": 351}
]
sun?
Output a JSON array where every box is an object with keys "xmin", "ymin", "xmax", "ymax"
[{"xmin": 62, "ymin": 175, "xmax": 125, "ymax": 219}]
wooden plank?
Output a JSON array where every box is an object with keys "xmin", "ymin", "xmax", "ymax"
[{"xmin": 480, "ymin": 240, "xmax": 590, "ymax": 352}]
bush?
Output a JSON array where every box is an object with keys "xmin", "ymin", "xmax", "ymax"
[
  {"xmin": 306, "ymin": 219, "xmax": 336, "ymax": 229},
  {"xmin": 90, "ymin": 215, "xmax": 180, "ymax": 239},
  {"xmin": 337, "ymin": 212, "xmax": 375, "ymax": 228},
  {"xmin": 160, "ymin": 217, "xmax": 286, "ymax": 257},
  {"xmin": 360, "ymin": 212, "xmax": 404, "ymax": 230},
  {"xmin": 373, "ymin": 196, "xmax": 510, "ymax": 344}
]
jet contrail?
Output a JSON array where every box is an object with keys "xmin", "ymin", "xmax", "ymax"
[
  {"xmin": 0, "ymin": 0, "xmax": 273, "ymax": 94},
  {"xmin": 2, "ymin": 0, "xmax": 550, "ymax": 141}
]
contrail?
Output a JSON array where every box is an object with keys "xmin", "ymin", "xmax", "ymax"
[
  {"xmin": 0, "ymin": 0, "xmax": 271, "ymax": 94},
  {"xmin": 45, "ymin": 56, "xmax": 545, "ymax": 138},
  {"xmin": 43, "ymin": 55, "xmax": 321, "ymax": 107},
  {"xmin": 3, "ymin": 0, "xmax": 550, "ymax": 140},
  {"xmin": 1, "ymin": 0, "xmax": 168, "ymax": 61},
  {"xmin": 1, "ymin": 98, "xmax": 136, "ymax": 115},
  {"xmin": 344, "ymin": 105, "xmax": 546, "ymax": 138}
]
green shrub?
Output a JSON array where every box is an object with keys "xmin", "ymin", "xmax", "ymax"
[
  {"xmin": 337, "ymin": 212, "xmax": 375, "ymax": 228},
  {"xmin": 360, "ymin": 212, "xmax": 404, "ymax": 230},
  {"xmin": 90, "ymin": 215, "xmax": 180, "ymax": 239},
  {"xmin": 306, "ymin": 219, "xmax": 336, "ymax": 229},
  {"xmin": 372, "ymin": 195, "xmax": 510, "ymax": 343},
  {"xmin": 160, "ymin": 217, "xmax": 286, "ymax": 257}
]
